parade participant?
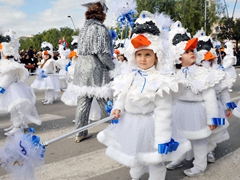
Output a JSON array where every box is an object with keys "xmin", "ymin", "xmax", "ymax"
[
  {"xmin": 194, "ymin": 29, "xmax": 236, "ymax": 163},
  {"xmin": 0, "ymin": 30, "xmax": 41, "ymax": 136},
  {"xmin": 61, "ymin": 36, "xmax": 102, "ymax": 122},
  {"xmin": 31, "ymin": 41, "xmax": 60, "ymax": 105},
  {"xmin": 221, "ymin": 41, "xmax": 237, "ymax": 92},
  {"xmin": 165, "ymin": 21, "xmax": 224, "ymax": 177},
  {"xmin": 55, "ymin": 41, "xmax": 70, "ymax": 90},
  {"xmin": 97, "ymin": 11, "xmax": 191, "ymax": 180},
  {"xmin": 69, "ymin": 0, "xmax": 115, "ymax": 142}
]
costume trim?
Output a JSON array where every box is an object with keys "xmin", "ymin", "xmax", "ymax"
[{"xmin": 66, "ymin": 82, "xmax": 113, "ymax": 100}]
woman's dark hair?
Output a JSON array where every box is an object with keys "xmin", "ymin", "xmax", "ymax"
[{"xmin": 85, "ymin": 2, "xmax": 106, "ymax": 22}]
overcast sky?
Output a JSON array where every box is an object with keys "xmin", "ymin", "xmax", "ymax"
[{"xmin": 0, "ymin": 0, "xmax": 239, "ymax": 37}]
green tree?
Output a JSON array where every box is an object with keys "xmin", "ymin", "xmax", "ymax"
[
  {"xmin": 218, "ymin": 17, "xmax": 240, "ymax": 49},
  {"xmin": 19, "ymin": 27, "xmax": 78, "ymax": 51}
]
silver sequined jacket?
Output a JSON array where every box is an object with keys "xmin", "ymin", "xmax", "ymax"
[{"xmin": 73, "ymin": 19, "xmax": 115, "ymax": 99}]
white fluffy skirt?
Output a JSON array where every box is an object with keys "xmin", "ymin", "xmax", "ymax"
[
  {"xmin": 172, "ymin": 100, "xmax": 212, "ymax": 140},
  {"xmin": 97, "ymin": 112, "xmax": 191, "ymax": 167},
  {"xmin": 61, "ymin": 82, "xmax": 77, "ymax": 106},
  {"xmin": 0, "ymin": 82, "xmax": 41, "ymax": 126},
  {"xmin": 31, "ymin": 75, "xmax": 60, "ymax": 92}
]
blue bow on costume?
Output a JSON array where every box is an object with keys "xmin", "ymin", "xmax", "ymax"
[
  {"xmin": 158, "ymin": 139, "xmax": 179, "ymax": 154},
  {"xmin": 226, "ymin": 102, "xmax": 237, "ymax": 109},
  {"xmin": 40, "ymin": 70, "xmax": 47, "ymax": 78},
  {"xmin": 20, "ymin": 127, "xmax": 46, "ymax": 158},
  {"xmin": 65, "ymin": 61, "xmax": 72, "ymax": 71},
  {"xmin": 220, "ymin": 65, "xmax": 225, "ymax": 71},
  {"xmin": 0, "ymin": 87, "xmax": 6, "ymax": 94},
  {"xmin": 131, "ymin": 69, "xmax": 148, "ymax": 93},
  {"xmin": 182, "ymin": 67, "xmax": 189, "ymax": 78},
  {"xmin": 117, "ymin": 10, "xmax": 135, "ymax": 28},
  {"xmin": 212, "ymin": 118, "xmax": 225, "ymax": 125},
  {"xmin": 105, "ymin": 100, "xmax": 119, "ymax": 124}
]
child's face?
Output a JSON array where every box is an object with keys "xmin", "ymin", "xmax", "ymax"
[
  {"xmin": 135, "ymin": 49, "xmax": 157, "ymax": 70},
  {"xmin": 44, "ymin": 54, "xmax": 50, "ymax": 60},
  {"xmin": 180, "ymin": 49, "xmax": 196, "ymax": 67},
  {"xmin": 117, "ymin": 55, "xmax": 125, "ymax": 61}
]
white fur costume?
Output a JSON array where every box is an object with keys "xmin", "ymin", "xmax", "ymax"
[
  {"xmin": 31, "ymin": 42, "xmax": 60, "ymax": 104},
  {"xmin": 194, "ymin": 29, "xmax": 236, "ymax": 152},
  {"xmin": 55, "ymin": 44, "xmax": 70, "ymax": 89},
  {"xmin": 97, "ymin": 11, "xmax": 191, "ymax": 180},
  {"xmin": 0, "ymin": 30, "xmax": 41, "ymax": 135},
  {"xmin": 167, "ymin": 22, "xmax": 224, "ymax": 173},
  {"xmin": 221, "ymin": 41, "xmax": 237, "ymax": 80}
]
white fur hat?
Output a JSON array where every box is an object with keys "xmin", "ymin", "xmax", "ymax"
[
  {"xmin": 0, "ymin": 29, "xmax": 20, "ymax": 59},
  {"xmin": 193, "ymin": 28, "xmax": 217, "ymax": 65},
  {"xmin": 168, "ymin": 21, "xmax": 198, "ymax": 65},
  {"xmin": 224, "ymin": 41, "xmax": 234, "ymax": 56},
  {"xmin": 124, "ymin": 11, "xmax": 164, "ymax": 71},
  {"xmin": 71, "ymin": 36, "xmax": 78, "ymax": 54},
  {"xmin": 41, "ymin": 41, "xmax": 53, "ymax": 57}
]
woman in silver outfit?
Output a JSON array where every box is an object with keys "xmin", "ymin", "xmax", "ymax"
[{"xmin": 73, "ymin": 0, "xmax": 115, "ymax": 142}]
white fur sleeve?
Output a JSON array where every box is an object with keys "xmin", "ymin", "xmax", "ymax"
[
  {"xmin": 219, "ymin": 88, "xmax": 232, "ymax": 110},
  {"xmin": 112, "ymin": 95, "xmax": 125, "ymax": 113},
  {"xmin": 153, "ymin": 92, "xmax": 172, "ymax": 149},
  {"xmin": 202, "ymin": 87, "xmax": 219, "ymax": 125},
  {"xmin": 0, "ymin": 70, "xmax": 16, "ymax": 89},
  {"xmin": 222, "ymin": 56, "xmax": 236, "ymax": 69}
]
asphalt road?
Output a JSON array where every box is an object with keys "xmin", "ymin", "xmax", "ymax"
[{"xmin": 1, "ymin": 68, "xmax": 240, "ymax": 180}]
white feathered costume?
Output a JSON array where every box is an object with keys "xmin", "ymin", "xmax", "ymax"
[
  {"xmin": 97, "ymin": 11, "xmax": 191, "ymax": 180},
  {"xmin": 31, "ymin": 42, "xmax": 60, "ymax": 104},
  {"xmin": 0, "ymin": 30, "xmax": 41, "ymax": 136}
]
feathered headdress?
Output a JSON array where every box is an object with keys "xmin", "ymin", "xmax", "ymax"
[
  {"xmin": 0, "ymin": 29, "xmax": 20, "ymax": 59},
  {"xmin": 41, "ymin": 41, "xmax": 53, "ymax": 57},
  {"xmin": 124, "ymin": 11, "xmax": 164, "ymax": 71}
]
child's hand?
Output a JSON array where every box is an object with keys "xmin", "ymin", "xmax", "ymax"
[
  {"xmin": 111, "ymin": 109, "xmax": 121, "ymax": 119},
  {"xmin": 226, "ymin": 109, "xmax": 232, "ymax": 118},
  {"xmin": 209, "ymin": 125, "xmax": 217, "ymax": 130}
]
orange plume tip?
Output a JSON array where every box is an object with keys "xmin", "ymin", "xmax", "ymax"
[
  {"xmin": 114, "ymin": 49, "xmax": 120, "ymax": 55},
  {"xmin": 43, "ymin": 51, "xmax": 49, "ymax": 55},
  {"xmin": 131, "ymin": 34, "xmax": 151, "ymax": 48},
  {"xmin": 0, "ymin": 43, "xmax": 2, "ymax": 50},
  {"xmin": 184, "ymin": 38, "xmax": 198, "ymax": 51},
  {"xmin": 204, "ymin": 51, "xmax": 216, "ymax": 61},
  {"xmin": 68, "ymin": 51, "xmax": 77, "ymax": 58}
]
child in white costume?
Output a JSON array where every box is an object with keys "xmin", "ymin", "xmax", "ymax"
[
  {"xmin": 165, "ymin": 21, "xmax": 224, "ymax": 177},
  {"xmin": 194, "ymin": 29, "xmax": 236, "ymax": 163},
  {"xmin": 221, "ymin": 41, "xmax": 237, "ymax": 92},
  {"xmin": 31, "ymin": 42, "xmax": 60, "ymax": 105},
  {"xmin": 97, "ymin": 11, "xmax": 191, "ymax": 180},
  {"xmin": 55, "ymin": 44, "xmax": 70, "ymax": 90},
  {"xmin": 0, "ymin": 30, "xmax": 41, "ymax": 136}
]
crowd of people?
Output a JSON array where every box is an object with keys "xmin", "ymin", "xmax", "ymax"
[{"xmin": 0, "ymin": 0, "xmax": 240, "ymax": 180}]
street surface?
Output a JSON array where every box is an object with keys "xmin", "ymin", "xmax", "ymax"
[{"xmin": 1, "ymin": 68, "xmax": 240, "ymax": 180}]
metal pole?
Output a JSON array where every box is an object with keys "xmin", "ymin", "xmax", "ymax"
[
  {"xmin": 223, "ymin": 0, "xmax": 229, "ymax": 17},
  {"xmin": 67, "ymin": 15, "xmax": 76, "ymax": 30},
  {"xmin": 41, "ymin": 115, "xmax": 114, "ymax": 146},
  {"xmin": 232, "ymin": 0, "xmax": 238, "ymax": 18}
]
